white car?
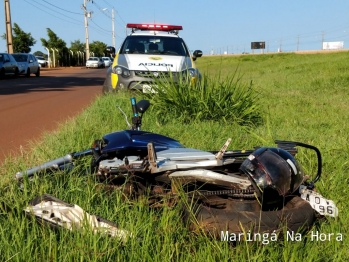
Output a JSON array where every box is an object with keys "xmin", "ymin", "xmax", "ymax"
[
  {"xmin": 102, "ymin": 57, "xmax": 112, "ymax": 67},
  {"xmin": 35, "ymin": 56, "xmax": 48, "ymax": 67},
  {"xmin": 86, "ymin": 57, "xmax": 104, "ymax": 68},
  {"xmin": 0, "ymin": 53, "xmax": 19, "ymax": 78},
  {"xmin": 102, "ymin": 23, "xmax": 202, "ymax": 93},
  {"xmin": 12, "ymin": 53, "xmax": 40, "ymax": 77}
]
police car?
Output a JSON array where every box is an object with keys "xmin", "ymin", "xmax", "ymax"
[{"xmin": 102, "ymin": 23, "xmax": 203, "ymax": 93}]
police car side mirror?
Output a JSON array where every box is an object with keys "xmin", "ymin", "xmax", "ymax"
[
  {"xmin": 106, "ymin": 46, "xmax": 116, "ymax": 57},
  {"xmin": 192, "ymin": 50, "xmax": 203, "ymax": 61}
]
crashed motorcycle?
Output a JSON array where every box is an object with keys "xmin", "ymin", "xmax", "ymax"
[{"xmin": 16, "ymin": 97, "xmax": 338, "ymax": 239}]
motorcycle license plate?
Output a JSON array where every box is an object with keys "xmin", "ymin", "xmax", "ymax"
[{"xmin": 299, "ymin": 185, "xmax": 338, "ymax": 217}]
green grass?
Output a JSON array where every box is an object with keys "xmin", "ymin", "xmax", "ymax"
[{"xmin": 1, "ymin": 51, "xmax": 349, "ymax": 261}]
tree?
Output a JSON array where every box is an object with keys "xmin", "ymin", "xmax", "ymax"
[
  {"xmin": 40, "ymin": 28, "xmax": 67, "ymax": 66},
  {"xmin": 33, "ymin": 51, "xmax": 46, "ymax": 58},
  {"xmin": 67, "ymin": 40, "xmax": 85, "ymax": 66},
  {"xmin": 69, "ymin": 40, "xmax": 85, "ymax": 52},
  {"xmin": 33, "ymin": 51, "xmax": 44, "ymax": 56},
  {"xmin": 40, "ymin": 28, "xmax": 67, "ymax": 50},
  {"xmin": 1, "ymin": 23, "xmax": 36, "ymax": 53},
  {"xmin": 89, "ymin": 41, "xmax": 107, "ymax": 56}
]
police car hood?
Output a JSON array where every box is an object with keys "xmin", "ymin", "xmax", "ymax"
[{"xmin": 121, "ymin": 54, "xmax": 191, "ymax": 72}]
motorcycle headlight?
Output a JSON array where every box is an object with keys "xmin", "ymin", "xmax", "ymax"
[{"xmin": 112, "ymin": 66, "xmax": 130, "ymax": 78}]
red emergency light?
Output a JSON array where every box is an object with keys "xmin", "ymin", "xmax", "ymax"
[{"xmin": 126, "ymin": 23, "xmax": 183, "ymax": 32}]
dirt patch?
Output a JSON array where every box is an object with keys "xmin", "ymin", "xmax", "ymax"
[{"xmin": 0, "ymin": 67, "xmax": 105, "ymax": 164}]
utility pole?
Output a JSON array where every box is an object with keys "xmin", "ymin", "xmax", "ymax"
[
  {"xmin": 112, "ymin": 8, "xmax": 115, "ymax": 48},
  {"xmin": 82, "ymin": 0, "xmax": 92, "ymax": 60},
  {"xmin": 297, "ymin": 35, "xmax": 300, "ymax": 51},
  {"xmin": 321, "ymin": 31, "xmax": 325, "ymax": 50},
  {"xmin": 4, "ymin": 0, "xmax": 13, "ymax": 53},
  {"xmin": 279, "ymin": 38, "xmax": 283, "ymax": 52}
]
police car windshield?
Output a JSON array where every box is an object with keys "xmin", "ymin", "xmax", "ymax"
[{"xmin": 120, "ymin": 36, "xmax": 189, "ymax": 56}]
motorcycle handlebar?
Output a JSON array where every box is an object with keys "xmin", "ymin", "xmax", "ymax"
[
  {"xmin": 15, "ymin": 149, "xmax": 93, "ymax": 180},
  {"xmin": 15, "ymin": 154, "xmax": 74, "ymax": 180},
  {"xmin": 130, "ymin": 97, "xmax": 138, "ymax": 116}
]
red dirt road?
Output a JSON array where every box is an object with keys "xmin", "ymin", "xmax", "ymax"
[{"xmin": 0, "ymin": 67, "xmax": 105, "ymax": 164}]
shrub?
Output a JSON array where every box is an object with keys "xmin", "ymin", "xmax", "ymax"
[{"xmin": 143, "ymin": 69, "xmax": 262, "ymax": 126}]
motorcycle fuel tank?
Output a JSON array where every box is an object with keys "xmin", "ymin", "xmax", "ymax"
[{"xmin": 101, "ymin": 130, "xmax": 184, "ymax": 155}]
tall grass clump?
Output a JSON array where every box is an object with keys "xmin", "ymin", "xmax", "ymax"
[{"xmin": 143, "ymin": 70, "xmax": 262, "ymax": 126}]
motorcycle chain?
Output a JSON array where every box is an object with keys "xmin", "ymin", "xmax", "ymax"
[
  {"xmin": 150, "ymin": 188, "xmax": 256, "ymax": 199},
  {"xmin": 189, "ymin": 188, "xmax": 256, "ymax": 199}
]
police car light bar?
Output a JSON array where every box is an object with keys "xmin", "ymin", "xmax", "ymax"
[{"xmin": 127, "ymin": 23, "xmax": 183, "ymax": 32}]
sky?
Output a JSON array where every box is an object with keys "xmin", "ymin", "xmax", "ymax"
[{"xmin": 1, "ymin": 0, "xmax": 349, "ymax": 55}]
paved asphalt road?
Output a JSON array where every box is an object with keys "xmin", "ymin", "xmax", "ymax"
[{"xmin": 0, "ymin": 67, "xmax": 106, "ymax": 164}]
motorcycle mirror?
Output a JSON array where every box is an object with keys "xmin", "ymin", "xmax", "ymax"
[
  {"xmin": 275, "ymin": 140, "xmax": 322, "ymax": 190},
  {"xmin": 137, "ymin": 100, "xmax": 150, "ymax": 113}
]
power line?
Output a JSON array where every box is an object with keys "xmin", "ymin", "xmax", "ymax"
[
  {"xmin": 89, "ymin": 19, "xmax": 111, "ymax": 33},
  {"xmin": 42, "ymin": 0, "xmax": 83, "ymax": 15},
  {"xmin": 24, "ymin": 0, "xmax": 83, "ymax": 26},
  {"xmin": 101, "ymin": 0, "xmax": 114, "ymax": 9},
  {"xmin": 89, "ymin": 0, "xmax": 122, "ymax": 45},
  {"xmin": 92, "ymin": 0, "xmax": 126, "ymax": 27},
  {"xmin": 115, "ymin": 11, "xmax": 126, "ymax": 26},
  {"xmin": 91, "ymin": 0, "xmax": 112, "ymax": 19},
  {"xmin": 23, "ymin": 0, "xmax": 115, "ymax": 42},
  {"xmin": 30, "ymin": 0, "xmax": 116, "ymax": 37},
  {"xmin": 89, "ymin": 26, "xmax": 111, "ymax": 36}
]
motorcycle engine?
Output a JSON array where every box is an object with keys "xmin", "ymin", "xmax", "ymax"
[{"xmin": 97, "ymin": 156, "xmax": 140, "ymax": 176}]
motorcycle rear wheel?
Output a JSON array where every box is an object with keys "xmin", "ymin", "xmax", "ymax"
[{"xmin": 186, "ymin": 196, "xmax": 315, "ymax": 237}]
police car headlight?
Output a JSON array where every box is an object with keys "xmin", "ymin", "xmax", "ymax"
[
  {"xmin": 188, "ymin": 68, "xmax": 196, "ymax": 77},
  {"xmin": 112, "ymin": 66, "xmax": 130, "ymax": 78},
  {"xmin": 181, "ymin": 68, "xmax": 197, "ymax": 79}
]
